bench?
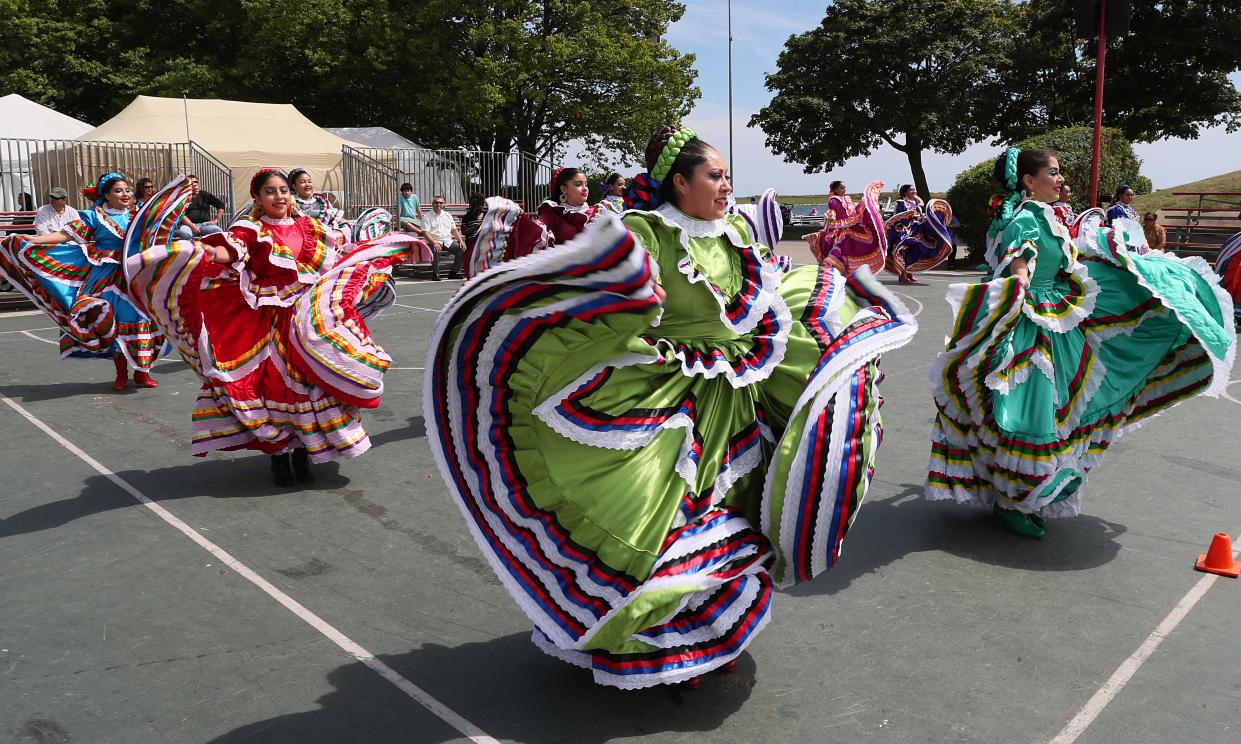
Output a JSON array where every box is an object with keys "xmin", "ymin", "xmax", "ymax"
[{"xmin": 0, "ymin": 210, "xmax": 37, "ymax": 237}]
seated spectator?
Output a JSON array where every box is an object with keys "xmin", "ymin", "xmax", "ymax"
[
  {"xmin": 1143, "ymin": 212, "xmax": 1167, "ymax": 252},
  {"xmin": 394, "ymin": 182, "xmax": 422, "ymax": 232},
  {"xmin": 17, "ymin": 192, "xmax": 35, "ymax": 212},
  {"xmin": 176, "ymin": 174, "xmax": 226, "ymax": 239},
  {"xmin": 35, "ymin": 187, "xmax": 80, "ymax": 235},
  {"xmin": 417, "ymin": 194, "xmax": 465, "ymax": 280},
  {"xmin": 134, "ymin": 178, "xmax": 156, "ymax": 206}
]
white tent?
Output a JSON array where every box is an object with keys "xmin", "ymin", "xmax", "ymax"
[
  {"xmin": 0, "ymin": 94, "xmax": 93, "ymax": 210},
  {"xmin": 78, "ymin": 96, "xmax": 354, "ymax": 207}
]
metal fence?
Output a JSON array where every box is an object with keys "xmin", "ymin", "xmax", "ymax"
[
  {"xmin": 0, "ymin": 138, "xmax": 234, "ymax": 214},
  {"xmin": 2, "ymin": 136, "xmax": 543, "ymax": 221},
  {"xmin": 342, "ymin": 146, "xmax": 552, "ymax": 217}
]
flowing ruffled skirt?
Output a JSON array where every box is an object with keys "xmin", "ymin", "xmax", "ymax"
[
  {"xmin": 123, "ymin": 180, "xmax": 411, "ymax": 462},
  {"xmin": 884, "ymin": 199, "xmax": 954, "ymax": 278},
  {"xmin": 425, "ymin": 215, "xmax": 917, "ymax": 687},
  {"xmin": 806, "ymin": 182, "xmax": 888, "ymax": 275},
  {"xmin": 1215, "ymin": 231, "xmax": 1241, "ymax": 324},
  {"xmin": 0, "ymin": 236, "xmax": 164, "ymax": 368},
  {"xmin": 926, "ymin": 231, "xmax": 1235, "ymax": 516}
]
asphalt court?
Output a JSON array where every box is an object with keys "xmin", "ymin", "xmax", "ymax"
[{"xmin": 1, "ymin": 244, "xmax": 1239, "ymax": 744}]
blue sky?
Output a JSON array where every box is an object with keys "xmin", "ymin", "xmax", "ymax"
[{"xmin": 661, "ymin": 0, "xmax": 1240, "ymax": 196}]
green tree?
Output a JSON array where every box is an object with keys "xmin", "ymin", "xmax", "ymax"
[
  {"xmin": 998, "ymin": 0, "xmax": 1241, "ymax": 143},
  {"xmin": 432, "ymin": 0, "xmax": 698, "ymax": 164},
  {"xmin": 947, "ymin": 126, "xmax": 1151, "ymax": 258},
  {"xmin": 0, "ymin": 0, "xmax": 697, "ymax": 173},
  {"xmin": 751, "ymin": 0, "xmax": 1018, "ymax": 200}
]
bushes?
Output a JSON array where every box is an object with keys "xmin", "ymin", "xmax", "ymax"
[{"xmin": 947, "ymin": 126, "xmax": 1151, "ymax": 260}]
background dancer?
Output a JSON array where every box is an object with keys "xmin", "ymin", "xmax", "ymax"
[
  {"xmin": 289, "ymin": 167, "xmax": 346, "ymax": 231},
  {"xmin": 1051, "ymin": 183, "xmax": 1076, "ymax": 226},
  {"xmin": 426, "ymin": 124, "xmax": 917, "ymax": 689},
  {"xmin": 599, "ymin": 172, "xmax": 627, "ymax": 213},
  {"xmin": 925, "ymin": 147, "xmax": 1235, "ymax": 538},
  {"xmin": 1105, "ymin": 183, "xmax": 1138, "ymax": 223},
  {"xmin": 892, "ymin": 184, "xmax": 922, "ymax": 214},
  {"xmin": 124, "ymin": 171, "xmax": 413, "ymax": 487},
  {"xmin": 805, "ymin": 180, "xmax": 888, "ymax": 275},
  {"xmin": 537, "ymin": 167, "xmax": 600, "ymax": 244},
  {"xmin": 884, "ymin": 186, "xmax": 954, "ymax": 284},
  {"xmin": 0, "ymin": 172, "xmax": 164, "ymax": 390}
]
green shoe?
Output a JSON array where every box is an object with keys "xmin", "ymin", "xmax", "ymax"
[
  {"xmin": 1029, "ymin": 512, "xmax": 1047, "ymax": 529},
  {"xmin": 993, "ymin": 504, "xmax": 1045, "ymax": 540}
]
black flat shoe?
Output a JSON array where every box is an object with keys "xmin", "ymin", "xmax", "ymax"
[
  {"xmin": 291, "ymin": 447, "xmax": 314, "ymax": 485},
  {"xmin": 271, "ymin": 454, "xmax": 295, "ymax": 487}
]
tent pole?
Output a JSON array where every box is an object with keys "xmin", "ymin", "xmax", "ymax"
[{"xmin": 182, "ymin": 93, "xmax": 191, "ymax": 143}]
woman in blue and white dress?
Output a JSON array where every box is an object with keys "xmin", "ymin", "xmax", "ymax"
[
  {"xmin": 1105, "ymin": 183, "xmax": 1138, "ymax": 224},
  {"xmin": 0, "ymin": 172, "xmax": 165, "ymax": 390}
]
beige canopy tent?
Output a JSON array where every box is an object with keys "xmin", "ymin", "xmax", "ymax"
[{"xmin": 75, "ymin": 95, "xmax": 355, "ymax": 208}]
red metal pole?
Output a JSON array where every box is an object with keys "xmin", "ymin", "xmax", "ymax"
[{"xmin": 1088, "ymin": 0, "xmax": 1108, "ymax": 210}]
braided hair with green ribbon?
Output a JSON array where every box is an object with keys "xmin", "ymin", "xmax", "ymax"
[
  {"xmin": 625, "ymin": 124, "xmax": 718, "ymax": 210},
  {"xmin": 986, "ymin": 146, "xmax": 1026, "ymax": 244}
]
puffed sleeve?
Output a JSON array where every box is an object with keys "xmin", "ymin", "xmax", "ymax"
[
  {"xmin": 61, "ymin": 209, "xmax": 97, "ymax": 244},
  {"xmin": 992, "ymin": 210, "xmax": 1041, "ymax": 277}
]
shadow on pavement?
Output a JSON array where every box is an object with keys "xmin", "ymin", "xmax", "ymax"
[
  {"xmin": 0, "ymin": 458, "xmax": 350, "ymax": 539},
  {"xmin": 367, "ymin": 414, "xmax": 426, "ymax": 450},
  {"xmin": 784, "ymin": 483, "xmax": 1127, "ymax": 598},
  {"xmin": 1, "ymin": 380, "xmax": 121, "ymax": 403},
  {"xmin": 206, "ymin": 632, "xmax": 755, "ymax": 743}
]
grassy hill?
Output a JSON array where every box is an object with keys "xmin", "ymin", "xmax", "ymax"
[{"xmin": 1133, "ymin": 170, "xmax": 1241, "ymax": 213}]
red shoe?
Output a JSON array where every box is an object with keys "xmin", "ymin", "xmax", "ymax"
[
  {"xmin": 682, "ymin": 676, "xmax": 702, "ymax": 690},
  {"xmin": 133, "ymin": 371, "xmax": 159, "ymax": 388},
  {"xmin": 717, "ymin": 660, "xmax": 738, "ymax": 674},
  {"xmin": 112, "ymin": 355, "xmax": 128, "ymax": 391}
]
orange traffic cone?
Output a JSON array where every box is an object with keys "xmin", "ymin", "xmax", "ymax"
[{"xmin": 1194, "ymin": 533, "xmax": 1240, "ymax": 578}]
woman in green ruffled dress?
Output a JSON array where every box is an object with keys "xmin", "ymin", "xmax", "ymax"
[
  {"xmin": 425, "ymin": 125, "xmax": 918, "ymax": 688},
  {"xmin": 925, "ymin": 147, "xmax": 1235, "ymax": 538}
]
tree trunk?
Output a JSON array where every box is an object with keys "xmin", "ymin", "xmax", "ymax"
[{"xmin": 904, "ymin": 143, "xmax": 931, "ymax": 201}]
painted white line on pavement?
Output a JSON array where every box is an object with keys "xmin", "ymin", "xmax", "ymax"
[
  {"xmin": 0, "ymin": 393, "xmax": 500, "ymax": 744},
  {"xmin": 886, "ymin": 360, "xmax": 933, "ymax": 377},
  {"xmin": 20, "ymin": 330, "xmax": 55, "ymax": 345},
  {"xmin": 0, "ymin": 309, "xmax": 44, "ymax": 318},
  {"xmin": 1046, "ymin": 531, "xmax": 1240, "ymax": 744},
  {"xmin": 0, "ymin": 325, "xmax": 57, "ymax": 334},
  {"xmin": 396, "ymin": 290, "xmax": 460, "ymax": 298},
  {"xmin": 892, "ymin": 291, "xmax": 924, "ymax": 318},
  {"xmin": 393, "ymin": 303, "xmax": 442, "ymax": 313},
  {"xmin": 389, "ymin": 367, "xmax": 425, "ymax": 371},
  {"xmin": 1221, "ymin": 379, "xmax": 1241, "ymax": 407}
]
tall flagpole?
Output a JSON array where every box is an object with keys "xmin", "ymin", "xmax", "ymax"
[
  {"xmin": 728, "ymin": 0, "xmax": 734, "ymax": 190},
  {"xmin": 1088, "ymin": 0, "xmax": 1108, "ymax": 210}
]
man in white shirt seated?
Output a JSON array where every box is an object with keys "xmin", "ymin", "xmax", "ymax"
[
  {"xmin": 34, "ymin": 187, "xmax": 80, "ymax": 235},
  {"xmin": 415, "ymin": 194, "xmax": 466, "ymax": 280}
]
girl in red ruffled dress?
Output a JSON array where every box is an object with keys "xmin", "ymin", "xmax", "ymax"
[
  {"xmin": 124, "ymin": 170, "xmax": 412, "ymax": 486},
  {"xmin": 537, "ymin": 167, "xmax": 600, "ymax": 244}
]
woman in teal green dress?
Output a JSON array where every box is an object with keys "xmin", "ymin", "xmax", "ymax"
[
  {"xmin": 425, "ymin": 125, "xmax": 918, "ymax": 688},
  {"xmin": 925, "ymin": 147, "xmax": 1235, "ymax": 538}
]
